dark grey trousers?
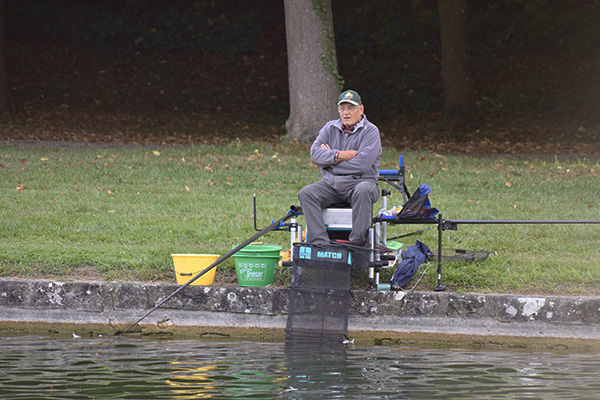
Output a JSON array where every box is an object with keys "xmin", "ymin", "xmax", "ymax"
[{"xmin": 298, "ymin": 179, "xmax": 379, "ymax": 245}]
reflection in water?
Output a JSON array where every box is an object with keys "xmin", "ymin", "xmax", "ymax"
[
  {"xmin": 166, "ymin": 363, "xmax": 217, "ymax": 398},
  {"xmin": 0, "ymin": 334, "xmax": 599, "ymax": 399},
  {"xmin": 284, "ymin": 342, "xmax": 354, "ymax": 398}
]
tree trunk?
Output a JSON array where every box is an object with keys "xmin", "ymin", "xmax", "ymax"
[
  {"xmin": 0, "ymin": 0, "xmax": 12, "ymax": 116},
  {"xmin": 284, "ymin": 0, "xmax": 341, "ymax": 142},
  {"xmin": 438, "ymin": 0, "xmax": 475, "ymax": 126}
]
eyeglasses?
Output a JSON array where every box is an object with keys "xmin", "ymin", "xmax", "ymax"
[{"xmin": 338, "ymin": 105, "xmax": 359, "ymax": 112}]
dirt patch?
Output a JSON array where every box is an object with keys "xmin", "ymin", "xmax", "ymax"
[{"xmin": 2, "ymin": 108, "xmax": 599, "ymax": 159}]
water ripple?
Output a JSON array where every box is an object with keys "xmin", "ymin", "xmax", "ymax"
[{"xmin": 0, "ymin": 335, "xmax": 599, "ymax": 399}]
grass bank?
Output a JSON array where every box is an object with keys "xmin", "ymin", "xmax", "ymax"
[{"xmin": 1, "ymin": 141, "xmax": 599, "ymax": 296}]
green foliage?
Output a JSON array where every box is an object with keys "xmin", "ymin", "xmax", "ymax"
[
  {"xmin": 311, "ymin": 0, "xmax": 345, "ymax": 89},
  {"xmin": 8, "ymin": 0, "xmax": 271, "ymax": 54},
  {"xmin": 7, "ymin": 0, "xmax": 600, "ymax": 115}
]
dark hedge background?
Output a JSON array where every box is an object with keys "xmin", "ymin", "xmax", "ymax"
[{"xmin": 4, "ymin": 0, "xmax": 600, "ymax": 152}]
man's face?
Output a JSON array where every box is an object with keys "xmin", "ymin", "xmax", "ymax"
[{"xmin": 338, "ymin": 102, "xmax": 364, "ymax": 128}]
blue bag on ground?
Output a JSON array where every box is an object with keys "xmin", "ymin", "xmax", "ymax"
[{"xmin": 390, "ymin": 240, "xmax": 433, "ymax": 288}]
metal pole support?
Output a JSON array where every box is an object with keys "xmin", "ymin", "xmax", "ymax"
[{"xmin": 434, "ymin": 214, "xmax": 447, "ymax": 291}]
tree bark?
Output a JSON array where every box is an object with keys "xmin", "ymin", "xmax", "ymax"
[
  {"xmin": 284, "ymin": 0, "xmax": 341, "ymax": 142},
  {"xmin": 438, "ymin": 0, "xmax": 475, "ymax": 126}
]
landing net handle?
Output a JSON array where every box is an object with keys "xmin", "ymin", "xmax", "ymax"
[{"xmin": 106, "ymin": 205, "xmax": 301, "ymax": 347}]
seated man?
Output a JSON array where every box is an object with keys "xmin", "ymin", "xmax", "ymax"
[{"xmin": 299, "ymin": 90, "xmax": 382, "ymax": 246}]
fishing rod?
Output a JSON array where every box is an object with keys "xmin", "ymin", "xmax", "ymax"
[
  {"xmin": 58, "ymin": 206, "xmax": 301, "ymax": 396},
  {"xmin": 102, "ymin": 205, "xmax": 301, "ymax": 351},
  {"xmin": 387, "ymin": 227, "xmax": 431, "ymax": 241},
  {"xmin": 442, "ymin": 219, "xmax": 600, "ymax": 227},
  {"xmin": 436, "ymin": 216, "xmax": 600, "ymax": 291},
  {"xmin": 376, "ymin": 215, "xmax": 600, "ymax": 292}
]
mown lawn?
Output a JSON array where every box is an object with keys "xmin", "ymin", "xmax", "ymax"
[{"xmin": 1, "ymin": 141, "xmax": 599, "ymax": 295}]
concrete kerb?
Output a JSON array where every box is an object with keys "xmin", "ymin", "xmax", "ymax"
[{"xmin": 1, "ymin": 278, "xmax": 599, "ymax": 347}]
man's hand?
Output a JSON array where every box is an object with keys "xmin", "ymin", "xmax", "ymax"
[
  {"xmin": 336, "ymin": 150, "xmax": 357, "ymax": 161},
  {"xmin": 321, "ymin": 143, "xmax": 357, "ymax": 162}
]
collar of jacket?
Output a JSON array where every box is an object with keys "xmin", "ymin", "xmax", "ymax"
[{"xmin": 333, "ymin": 114, "xmax": 366, "ymax": 134}]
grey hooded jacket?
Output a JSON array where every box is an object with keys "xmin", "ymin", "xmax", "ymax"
[{"xmin": 309, "ymin": 115, "xmax": 382, "ymax": 194}]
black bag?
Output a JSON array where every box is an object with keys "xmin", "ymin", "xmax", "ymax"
[{"xmin": 396, "ymin": 184, "xmax": 438, "ymax": 220}]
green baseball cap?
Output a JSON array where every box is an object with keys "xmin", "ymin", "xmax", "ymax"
[{"xmin": 337, "ymin": 90, "xmax": 362, "ymax": 106}]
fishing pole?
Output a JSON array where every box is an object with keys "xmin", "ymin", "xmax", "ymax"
[
  {"xmin": 387, "ymin": 227, "xmax": 432, "ymax": 241},
  {"xmin": 56, "ymin": 206, "xmax": 301, "ymax": 396},
  {"xmin": 376, "ymin": 215, "xmax": 600, "ymax": 292},
  {"xmin": 435, "ymin": 217, "xmax": 600, "ymax": 291},
  {"xmin": 443, "ymin": 219, "xmax": 600, "ymax": 226},
  {"xmin": 101, "ymin": 205, "xmax": 301, "ymax": 352}
]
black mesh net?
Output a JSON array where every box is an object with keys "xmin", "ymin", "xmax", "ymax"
[
  {"xmin": 432, "ymin": 248, "xmax": 493, "ymax": 263},
  {"xmin": 285, "ymin": 243, "xmax": 352, "ymax": 343}
]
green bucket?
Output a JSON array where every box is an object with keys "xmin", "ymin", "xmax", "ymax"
[
  {"xmin": 386, "ymin": 241, "xmax": 403, "ymax": 251},
  {"xmin": 233, "ymin": 244, "xmax": 282, "ymax": 287}
]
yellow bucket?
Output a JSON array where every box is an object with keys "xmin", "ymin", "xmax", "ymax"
[{"xmin": 171, "ymin": 254, "xmax": 220, "ymax": 286}]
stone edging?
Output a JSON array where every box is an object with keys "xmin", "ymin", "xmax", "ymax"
[{"xmin": 1, "ymin": 279, "xmax": 599, "ymax": 342}]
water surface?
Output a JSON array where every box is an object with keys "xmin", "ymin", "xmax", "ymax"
[{"xmin": 1, "ymin": 334, "xmax": 599, "ymax": 399}]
